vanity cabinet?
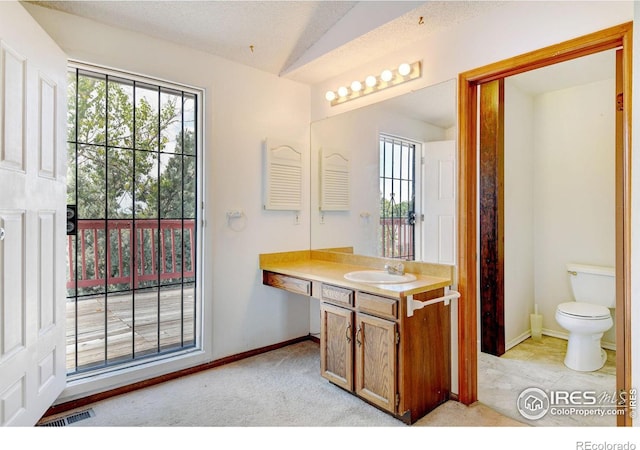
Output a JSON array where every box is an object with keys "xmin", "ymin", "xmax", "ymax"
[
  {"xmin": 320, "ymin": 293, "xmax": 397, "ymax": 413},
  {"xmin": 320, "ymin": 284, "xmax": 449, "ymax": 423},
  {"xmin": 260, "ymin": 252, "xmax": 454, "ymax": 425}
]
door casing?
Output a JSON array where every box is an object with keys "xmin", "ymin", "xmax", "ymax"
[{"xmin": 457, "ymin": 22, "xmax": 633, "ymax": 426}]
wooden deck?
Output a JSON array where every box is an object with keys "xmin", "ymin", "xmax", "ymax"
[{"xmin": 66, "ymin": 286, "xmax": 195, "ymax": 373}]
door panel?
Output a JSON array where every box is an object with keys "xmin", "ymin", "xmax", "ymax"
[
  {"xmin": 0, "ymin": 2, "xmax": 67, "ymax": 426},
  {"xmin": 423, "ymin": 140, "xmax": 456, "ymax": 265},
  {"xmin": 0, "ymin": 42, "xmax": 25, "ymax": 172},
  {"xmin": 0, "ymin": 211, "xmax": 25, "ymax": 357},
  {"xmin": 354, "ymin": 312, "xmax": 396, "ymax": 413},
  {"xmin": 320, "ymin": 303, "xmax": 353, "ymax": 390}
]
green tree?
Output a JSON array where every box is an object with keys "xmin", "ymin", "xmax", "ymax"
[
  {"xmin": 153, "ymin": 130, "xmax": 197, "ymax": 219},
  {"xmin": 68, "ymin": 73, "xmax": 180, "ymax": 219}
]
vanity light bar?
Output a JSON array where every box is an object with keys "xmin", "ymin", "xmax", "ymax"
[{"xmin": 325, "ymin": 61, "xmax": 422, "ymax": 106}]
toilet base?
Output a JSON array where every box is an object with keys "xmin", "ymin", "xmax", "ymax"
[{"xmin": 563, "ymin": 333, "xmax": 607, "ymax": 372}]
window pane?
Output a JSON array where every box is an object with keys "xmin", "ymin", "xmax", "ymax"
[
  {"xmin": 160, "ymin": 88, "xmax": 182, "ymax": 154},
  {"xmin": 134, "ymin": 286, "xmax": 159, "ymax": 357},
  {"xmin": 135, "ymin": 83, "xmax": 159, "ymax": 151},
  {"xmin": 107, "ymin": 77, "xmax": 134, "ymax": 148},
  {"xmin": 107, "ymin": 224, "xmax": 132, "ymax": 292},
  {"xmin": 135, "ymin": 222, "xmax": 159, "ymax": 289},
  {"xmin": 159, "ymin": 154, "xmax": 182, "ymax": 219},
  {"xmin": 183, "ymin": 94, "xmax": 196, "ymax": 155},
  {"xmin": 67, "ymin": 142, "xmax": 77, "ymax": 205},
  {"xmin": 77, "ymin": 71, "xmax": 107, "ymax": 145},
  {"xmin": 67, "ymin": 70, "xmax": 77, "ymax": 143},
  {"xmin": 76, "ymin": 292, "xmax": 106, "ymax": 369},
  {"xmin": 77, "ymin": 144, "xmax": 105, "ymax": 219},
  {"xmin": 160, "ymin": 224, "xmax": 182, "ymax": 286},
  {"xmin": 392, "ymin": 142, "xmax": 402, "ymax": 179},
  {"xmin": 183, "ymin": 223, "xmax": 195, "ymax": 284},
  {"xmin": 76, "ymin": 222, "xmax": 107, "ymax": 296},
  {"xmin": 106, "ymin": 290, "xmax": 134, "ymax": 364},
  {"xmin": 108, "ymin": 148, "xmax": 134, "ymax": 219},
  {"xmin": 134, "ymin": 150, "xmax": 158, "ymax": 219},
  {"xmin": 66, "ymin": 236, "xmax": 76, "ymax": 299},
  {"xmin": 182, "ymin": 282, "xmax": 196, "ymax": 347},
  {"xmin": 183, "ymin": 156, "xmax": 196, "ymax": 218},
  {"xmin": 159, "ymin": 284, "xmax": 182, "ymax": 351}
]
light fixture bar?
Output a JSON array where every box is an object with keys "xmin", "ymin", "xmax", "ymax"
[{"xmin": 327, "ymin": 61, "xmax": 422, "ymax": 107}]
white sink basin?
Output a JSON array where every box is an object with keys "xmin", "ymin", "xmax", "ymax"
[{"xmin": 343, "ymin": 270, "xmax": 417, "ymax": 284}]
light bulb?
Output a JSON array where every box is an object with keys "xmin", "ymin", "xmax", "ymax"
[
  {"xmin": 351, "ymin": 80, "xmax": 362, "ymax": 92},
  {"xmin": 365, "ymin": 75, "xmax": 377, "ymax": 88},
  {"xmin": 337, "ymin": 86, "xmax": 348, "ymax": 98},
  {"xmin": 398, "ymin": 63, "xmax": 411, "ymax": 76},
  {"xmin": 325, "ymin": 91, "xmax": 336, "ymax": 102},
  {"xmin": 381, "ymin": 69, "xmax": 393, "ymax": 82}
]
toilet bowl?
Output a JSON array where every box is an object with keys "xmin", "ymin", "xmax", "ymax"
[{"xmin": 554, "ymin": 263, "xmax": 614, "ymax": 372}]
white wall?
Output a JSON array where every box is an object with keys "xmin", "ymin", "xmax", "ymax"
[
  {"xmin": 23, "ymin": 4, "xmax": 313, "ymax": 401},
  {"xmin": 504, "ymin": 77, "xmax": 616, "ymax": 349},
  {"xmin": 533, "ymin": 78, "xmax": 616, "ymax": 344},
  {"xmin": 504, "ymin": 80, "xmax": 535, "ymax": 348}
]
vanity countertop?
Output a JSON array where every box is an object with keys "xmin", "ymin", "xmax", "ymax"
[{"xmin": 259, "ymin": 249, "xmax": 453, "ymax": 298}]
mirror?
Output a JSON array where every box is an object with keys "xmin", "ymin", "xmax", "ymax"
[{"xmin": 310, "ymin": 79, "xmax": 457, "ymax": 263}]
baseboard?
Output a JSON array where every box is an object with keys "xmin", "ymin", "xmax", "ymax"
[
  {"xmin": 507, "ymin": 328, "xmax": 616, "ymax": 352},
  {"xmin": 540, "ymin": 328, "xmax": 617, "ymax": 351},
  {"xmin": 505, "ymin": 330, "xmax": 531, "ymax": 351}
]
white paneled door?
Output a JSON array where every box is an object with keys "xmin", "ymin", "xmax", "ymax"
[
  {"xmin": 0, "ymin": 2, "xmax": 67, "ymax": 426},
  {"xmin": 422, "ymin": 140, "xmax": 456, "ymax": 265}
]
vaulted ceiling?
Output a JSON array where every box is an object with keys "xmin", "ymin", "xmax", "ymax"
[{"xmin": 25, "ymin": 1, "xmax": 504, "ymax": 84}]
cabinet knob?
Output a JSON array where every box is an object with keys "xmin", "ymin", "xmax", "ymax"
[
  {"xmin": 345, "ymin": 323, "xmax": 351, "ymax": 343},
  {"xmin": 0, "ymin": 227, "xmax": 5, "ymax": 241},
  {"xmin": 356, "ymin": 326, "xmax": 362, "ymax": 347}
]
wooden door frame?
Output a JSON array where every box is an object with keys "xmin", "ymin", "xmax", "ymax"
[
  {"xmin": 478, "ymin": 78, "xmax": 506, "ymax": 357},
  {"xmin": 457, "ymin": 22, "xmax": 633, "ymax": 426}
]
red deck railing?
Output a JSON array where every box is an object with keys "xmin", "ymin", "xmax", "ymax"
[
  {"xmin": 380, "ymin": 217, "xmax": 414, "ymax": 260},
  {"xmin": 67, "ymin": 219, "xmax": 195, "ymax": 290}
]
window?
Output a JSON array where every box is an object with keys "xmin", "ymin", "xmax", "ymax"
[
  {"xmin": 379, "ymin": 134, "xmax": 416, "ymax": 260},
  {"xmin": 66, "ymin": 64, "xmax": 201, "ymax": 376}
]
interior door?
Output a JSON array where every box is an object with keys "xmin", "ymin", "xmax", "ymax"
[
  {"xmin": 0, "ymin": 3, "xmax": 67, "ymax": 426},
  {"xmin": 422, "ymin": 140, "xmax": 456, "ymax": 265}
]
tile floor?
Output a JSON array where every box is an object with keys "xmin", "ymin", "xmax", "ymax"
[{"xmin": 478, "ymin": 335, "xmax": 617, "ymax": 426}]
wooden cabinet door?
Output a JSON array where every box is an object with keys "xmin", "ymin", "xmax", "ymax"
[
  {"xmin": 320, "ymin": 303, "xmax": 353, "ymax": 391},
  {"xmin": 354, "ymin": 312, "xmax": 397, "ymax": 413}
]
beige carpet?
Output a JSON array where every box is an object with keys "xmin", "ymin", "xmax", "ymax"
[{"xmin": 41, "ymin": 340, "xmax": 523, "ymax": 427}]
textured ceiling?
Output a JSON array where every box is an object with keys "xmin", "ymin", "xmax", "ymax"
[
  {"xmin": 23, "ymin": 1, "xmax": 614, "ymax": 130},
  {"xmin": 25, "ymin": 1, "xmax": 504, "ymax": 84}
]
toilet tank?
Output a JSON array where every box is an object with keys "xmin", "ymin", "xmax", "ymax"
[{"xmin": 567, "ymin": 263, "xmax": 615, "ymax": 308}]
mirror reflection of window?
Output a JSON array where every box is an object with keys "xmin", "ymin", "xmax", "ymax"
[{"xmin": 379, "ymin": 134, "xmax": 417, "ymax": 260}]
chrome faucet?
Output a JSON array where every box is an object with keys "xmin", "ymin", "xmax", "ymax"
[{"xmin": 384, "ymin": 262, "xmax": 405, "ymax": 275}]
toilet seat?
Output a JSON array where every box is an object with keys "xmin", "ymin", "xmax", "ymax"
[{"xmin": 557, "ymin": 302, "xmax": 610, "ymax": 320}]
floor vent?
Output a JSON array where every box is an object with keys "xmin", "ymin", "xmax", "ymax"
[{"xmin": 38, "ymin": 409, "xmax": 95, "ymax": 427}]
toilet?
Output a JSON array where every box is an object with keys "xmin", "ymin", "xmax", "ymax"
[{"xmin": 555, "ymin": 263, "xmax": 614, "ymax": 372}]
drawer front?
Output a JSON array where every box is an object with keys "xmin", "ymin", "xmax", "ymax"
[
  {"xmin": 321, "ymin": 284, "xmax": 353, "ymax": 307},
  {"xmin": 263, "ymin": 271, "xmax": 311, "ymax": 296},
  {"xmin": 356, "ymin": 292, "xmax": 398, "ymax": 320}
]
